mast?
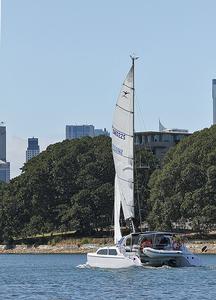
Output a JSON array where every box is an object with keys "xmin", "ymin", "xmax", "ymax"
[
  {"xmin": 112, "ymin": 55, "xmax": 139, "ymax": 237},
  {"xmin": 130, "ymin": 55, "xmax": 139, "ymax": 233}
]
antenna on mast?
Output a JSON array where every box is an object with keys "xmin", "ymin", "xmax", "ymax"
[{"xmin": 130, "ymin": 54, "xmax": 139, "ymax": 63}]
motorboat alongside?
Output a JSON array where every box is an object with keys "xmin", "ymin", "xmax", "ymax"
[
  {"xmin": 118, "ymin": 232, "xmax": 202, "ymax": 267},
  {"xmin": 87, "ymin": 57, "xmax": 202, "ymax": 268}
]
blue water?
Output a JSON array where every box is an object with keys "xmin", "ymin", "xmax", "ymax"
[{"xmin": 0, "ymin": 254, "xmax": 216, "ymax": 300}]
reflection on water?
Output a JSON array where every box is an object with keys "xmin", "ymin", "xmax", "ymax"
[{"xmin": 0, "ymin": 254, "xmax": 215, "ymax": 300}]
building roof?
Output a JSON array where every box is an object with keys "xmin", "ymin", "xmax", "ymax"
[{"xmin": 135, "ymin": 131, "xmax": 191, "ymax": 136}]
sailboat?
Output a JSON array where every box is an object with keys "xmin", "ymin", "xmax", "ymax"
[{"xmin": 87, "ymin": 57, "xmax": 201, "ymax": 268}]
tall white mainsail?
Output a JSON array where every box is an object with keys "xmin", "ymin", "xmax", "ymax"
[{"xmin": 112, "ymin": 63, "xmax": 135, "ymax": 241}]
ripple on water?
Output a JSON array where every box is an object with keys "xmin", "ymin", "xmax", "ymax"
[
  {"xmin": 0, "ymin": 254, "xmax": 215, "ymax": 300},
  {"xmin": 76, "ymin": 263, "xmax": 91, "ymax": 269}
]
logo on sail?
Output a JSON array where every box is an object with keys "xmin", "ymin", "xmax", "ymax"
[
  {"xmin": 122, "ymin": 90, "xmax": 130, "ymax": 98},
  {"xmin": 112, "ymin": 127, "xmax": 126, "ymax": 140},
  {"xmin": 112, "ymin": 144, "xmax": 123, "ymax": 156}
]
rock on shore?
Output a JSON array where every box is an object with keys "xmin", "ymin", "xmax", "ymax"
[
  {"xmin": 0, "ymin": 244, "xmax": 99, "ymax": 254},
  {"xmin": 0, "ymin": 240, "xmax": 215, "ymax": 254}
]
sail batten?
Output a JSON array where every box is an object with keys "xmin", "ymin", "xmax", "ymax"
[{"xmin": 115, "ymin": 104, "xmax": 134, "ymax": 114}]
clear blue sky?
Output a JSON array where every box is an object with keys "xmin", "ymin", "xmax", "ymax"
[{"xmin": 1, "ymin": 0, "xmax": 216, "ymax": 178}]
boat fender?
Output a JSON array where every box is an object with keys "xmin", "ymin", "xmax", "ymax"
[{"xmin": 201, "ymin": 245, "xmax": 207, "ymax": 253}]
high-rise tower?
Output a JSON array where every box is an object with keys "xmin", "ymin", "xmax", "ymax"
[
  {"xmin": 0, "ymin": 123, "xmax": 10, "ymax": 183},
  {"xmin": 26, "ymin": 137, "xmax": 40, "ymax": 162},
  {"xmin": 0, "ymin": 123, "xmax": 6, "ymax": 161},
  {"xmin": 66, "ymin": 125, "xmax": 95, "ymax": 139},
  {"xmin": 212, "ymin": 79, "xmax": 216, "ymax": 124},
  {"xmin": 65, "ymin": 124, "xmax": 110, "ymax": 139}
]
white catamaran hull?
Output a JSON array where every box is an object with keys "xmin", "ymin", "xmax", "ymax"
[{"xmin": 87, "ymin": 253, "xmax": 142, "ymax": 269}]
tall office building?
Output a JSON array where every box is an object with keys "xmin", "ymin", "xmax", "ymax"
[
  {"xmin": 66, "ymin": 125, "xmax": 110, "ymax": 140},
  {"xmin": 212, "ymin": 79, "xmax": 216, "ymax": 124},
  {"xmin": 66, "ymin": 125, "xmax": 94, "ymax": 139},
  {"xmin": 0, "ymin": 161, "xmax": 10, "ymax": 183},
  {"xmin": 26, "ymin": 137, "xmax": 40, "ymax": 162},
  {"xmin": 94, "ymin": 128, "xmax": 110, "ymax": 137},
  {"xmin": 0, "ymin": 124, "xmax": 6, "ymax": 161},
  {"xmin": 0, "ymin": 123, "xmax": 10, "ymax": 183}
]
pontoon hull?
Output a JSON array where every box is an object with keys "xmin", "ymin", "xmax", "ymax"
[
  {"xmin": 143, "ymin": 247, "xmax": 182, "ymax": 258},
  {"xmin": 141, "ymin": 247, "xmax": 201, "ymax": 267},
  {"xmin": 87, "ymin": 253, "xmax": 142, "ymax": 268}
]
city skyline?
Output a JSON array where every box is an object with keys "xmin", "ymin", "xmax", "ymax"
[
  {"xmin": 2, "ymin": 122, "xmax": 111, "ymax": 179},
  {"xmin": 1, "ymin": 0, "xmax": 216, "ymax": 178}
]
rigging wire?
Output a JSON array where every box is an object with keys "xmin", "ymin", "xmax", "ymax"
[
  {"xmin": 134, "ymin": 92, "xmax": 155, "ymax": 232},
  {"xmin": 135, "ymin": 94, "xmax": 153, "ymax": 152}
]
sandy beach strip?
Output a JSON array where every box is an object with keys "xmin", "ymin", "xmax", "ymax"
[{"xmin": 0, "ymin": 241, "xmax": 215, "ymax": 254}]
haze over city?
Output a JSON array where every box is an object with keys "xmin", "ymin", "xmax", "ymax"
[{"xmin": 1, "ymin": 0, "xmax": 216, "ymax": 178}]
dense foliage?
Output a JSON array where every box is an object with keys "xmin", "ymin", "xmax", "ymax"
[
  {"xmin": 0, "ymin": 136, "xmax": 115, "ymax": 240},
  {"xmin": 0, "ymin": 135, "xmax": 157, "ymax": 242},
  {"xmin": 148, "ymin": 125, "xmax": 216, "ymax": 233},
  {"xmin": 2, "ymin": 125, "xmax": 216, "ymax": 241},
  {"xmin": 134, "ymin": 148, "xmax": 159, "ymax": 228}
]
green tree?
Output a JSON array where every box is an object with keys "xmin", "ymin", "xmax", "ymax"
[
  {"xmin": 148, "ymin": 125, "xmax": 216, "ymax": 233},
  {"xmin": 0, "ymin": 136, "xmax": 115, "ymax": 239}
]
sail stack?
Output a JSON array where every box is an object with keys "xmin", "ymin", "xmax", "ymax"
[{"xmin": 112, "ymin": 65, "xmax": 134, "ymax": 243}]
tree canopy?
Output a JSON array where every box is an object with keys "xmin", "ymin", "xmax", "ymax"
[
  {"xmin": 148, "ymin": 125, "xmax": 216, "ymax": 233},
  {"xmin": 0, "ymin": 136, "xmax": 115, "ymax": 240},
  {"xmin": 0, "ymin": 135, "xmax": 157, "ymax": 241},
  {"xmin": 1, "ymin": 125, "xmax": 216, "ymax": 241}
]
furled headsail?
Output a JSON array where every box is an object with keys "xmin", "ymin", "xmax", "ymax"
[{"xmin": 114, "ymin": 175, "xmax": 122, "ymax": 244}]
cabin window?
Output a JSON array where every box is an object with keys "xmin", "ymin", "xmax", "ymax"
[
  {"xmin": 97, "ymin": 249, "xmax": 108, "ymax": 255},
  {"xmin": 126, "ymin": 238, "xmax": 131, "ymax": 246},
  {"xmin": 108, "ymin": 249, "xmax": 117, "ymax": 256}
]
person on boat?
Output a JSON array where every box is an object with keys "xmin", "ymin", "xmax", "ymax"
[
  {"xmin": 140, "ymin": 238, "xmax": 152, "ymax": 250},
  {"xmin": 172, "ymin": 236, "xmax": 182, "ymax": 250},
  {"xmin": 158, "ymin": 237, "xmax": 170, "ymax": 250}
]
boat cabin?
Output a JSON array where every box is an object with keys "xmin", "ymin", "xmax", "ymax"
[
  {"xmin": 96, "ymin": 247, "xmax": 121, "ymax": 256},
  {"xmin": 121, "ymin": 232, "xmax": 176, "ymax": 252}
]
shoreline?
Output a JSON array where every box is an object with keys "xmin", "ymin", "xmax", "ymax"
[{"xmin": 0, "ymin": 241, "xmax": 216, "ymax": 254}]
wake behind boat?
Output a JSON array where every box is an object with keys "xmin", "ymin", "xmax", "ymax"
[{"xmin": 87, "ymin": 57, "xmax": 201, "ymax": 268}]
